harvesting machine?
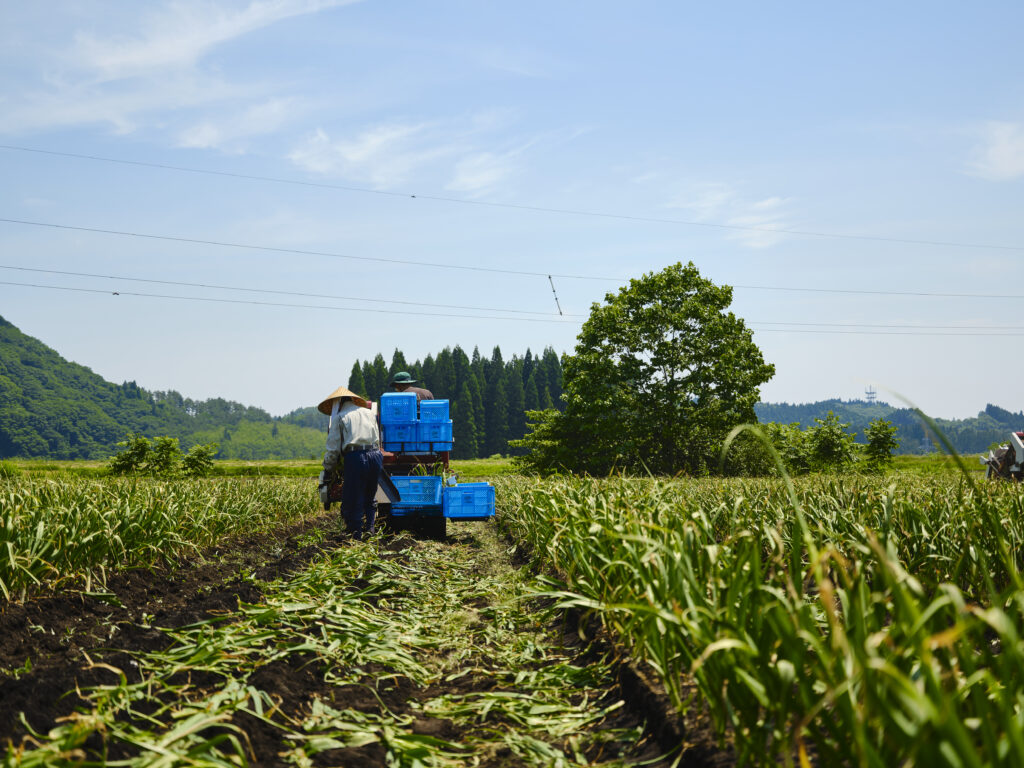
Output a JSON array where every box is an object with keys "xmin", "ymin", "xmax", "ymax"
[
  {"xmin": 981, "ymin": 431, "xmax": 1024, "ymax": 481},
  {"xmin": 318, "ymin": 392, "xmax": 495, "ymax": 538}
]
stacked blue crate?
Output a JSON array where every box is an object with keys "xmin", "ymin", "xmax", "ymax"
[
  {"xmin": 442, "ymin": 483, "xmax": 495, "ymax": 520},
  {"xmin": 419, "ymin": 400, "xmax": 449, "ymax": 421},
  {"xmin": 380, "ymin": 395, "xmax": 452, "ymax": 453},
  {"xmin": 391, "ymin": 475, "xmax": 443, "ymax": 517},
  {"xmin": 380, "ymin": 392, "xmax": 418, "ymax": 451},
  {"xmin": 417, "ymin": 419, "xmax": 453, "ymax": 451}
]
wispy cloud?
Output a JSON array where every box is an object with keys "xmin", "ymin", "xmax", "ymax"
[
  {"xmin": 0, "ymin": 1, "xmax": 357, "ymax": 137},
  {"xmin": 70, "ymin": 0, "xmax": 359, "ymax": 82},
  {"xmin": 967, "ymin": 121, "xmax": 1024, "ymax": 181},
  {"xmin": 288, "ymin": 123, "xmax": 457, "ymax": 188},
  {"xmin": 177, "ymin": 97, "xmax": 305, "ymax": 151},
  {"xmin": 445, "ymin": 151, "xmax": 517, "ymax": 195},
  {"xmin": 667, "ymin": 182, "xmax": 796, "ymax": 249},
  {"xmin": 288, "ymin": 113, "xmax": 536, "ymax": 193}
]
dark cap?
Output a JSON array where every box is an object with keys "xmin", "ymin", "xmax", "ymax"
[{"xmin": 391, "ymin": 371, "xmax": 420, "ymax": 385}]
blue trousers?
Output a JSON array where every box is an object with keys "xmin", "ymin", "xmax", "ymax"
[{"xmin": 341, "ymin": 448, "xmax": 383, "ymax": 539}]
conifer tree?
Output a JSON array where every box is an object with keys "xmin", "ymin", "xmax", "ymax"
[
  {"xmin": 524, "ymin": 369, "xmax": 540, "ymax": 412},
  {"xmin": 348, "ymin": 362, "xmax": 367, "ymax": 396},
  {"xmin": 452, "ymin": 381, "xmax": 479, "ymax": 458},
  {"xmin": 505, "ymin": 358, "xmax": 526, "ymax": 449},
  {"xmin": 484, "ymin": 364, "xmax": 509, "ymax": 456},
  {"xmin": 388, "ymin": 349, "xmax": 409, "ymax": 378},
  {"xmin": 468, "ymin": 372, "xmax": 485, "ymax": 457},
  {"xmin": 433, "ymin": 348, "xmax": 455, "ymax": 399},
  {"xmin": 452, "ymin": 345, "xmax": 472, "ymax": 390},
  {"xmin": 361, "ymin": 360, "xmax": 374, "ymax": 397},
  {"xmin": 540, "ymin": 347, "xmax": 563, "ymax": 408},
  {"xmin": 420, "ymin": 354, "xmax": 436, "ymax": 393},
  {"xmin": 370, "ymin": 354, "xmax": 388, "ymax": 399}
]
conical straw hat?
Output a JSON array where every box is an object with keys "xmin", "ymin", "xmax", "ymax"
[{"xmin": 317, "ymin": 386, "xmax": 369, "ymax": 414}]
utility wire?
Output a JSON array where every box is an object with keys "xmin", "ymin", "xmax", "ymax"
[
  {"xmin": 0, "ymin": 217, "xmax": 618, "ymax": 281},
  {"xmin": 3, "ymin": 216, "xmax": 1024, "ymax": 302},
  {"xmin": 3, "ymin": 143, "xmax": 1024, "ymax": 253},
  {"xmin": 2, "ymin": 279, "xmax": 1022, "ymax": 335},
  {"xmin": 0, "ymin": 280, "xmax": 580, "ymax": 323},
  {"xmin": 0, "ymin": 264, "xmax": 583, "ymax": 317}
]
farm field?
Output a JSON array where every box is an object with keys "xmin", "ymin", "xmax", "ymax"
[
  {"xmin": 498, "ymin": 473, "xmax": 1024, "ymax": 766},
  {"xmin": 3, "ymin": 466, "xmax": 1021, "ymax": 766},
  {"xmin": 0, "ymin": 474, "xmax": 678, "ymax": 767}
]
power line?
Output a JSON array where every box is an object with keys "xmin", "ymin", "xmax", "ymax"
[
  {"xmin": 751, "ymin": 327, "xmax": 1024, "ymax": 337},
  {"xmin": 4, "ymin": 143, "xmax": 1024, "ymax": 253},
  {"xmin": 2, "ymin": 278, "xmax": 1022, "ymax": 336},
  {"xmin": 737, "ymin": 284, "xmax": 1024, "ymax": 300},
  {"xmin": 751, "ymin": 320, "xmax": 1024, "ymax": 330},
  {"xmin": 0, "ymin": 217, "xmax": 619, "ymax": 281},
  {"xmin": 0, "ymin": 264, "xmax": 583, "ymax": 317},
  {"xmin": 4, "ymin": 216, "xmax": 1024, "ymax": 302},
  {"xmin": 0, "ymin": 280, "xmax": 581, "ymax": 323}
]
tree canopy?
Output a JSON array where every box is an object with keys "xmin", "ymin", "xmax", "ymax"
[{"xmin": 515, "ymin": 262, "xmax": 775, "ymax": 475}]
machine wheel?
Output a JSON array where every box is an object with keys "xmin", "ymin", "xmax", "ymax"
[{"xmin": 420, "ymin": 515, "xmax": 447, "ymax": 541}]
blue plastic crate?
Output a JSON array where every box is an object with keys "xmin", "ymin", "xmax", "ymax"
[
  {"xmin": 419, "ymin": 399, "xmax": 450, "ymax": 422},
  {"xmin": 382, "ymin": 421, "xmax": 417, "ymax": 452},
  {"xmin": 443, "ymin": 483, "xmax": 495, "ymax": 519},
  {"xmin": 391, "ymin": 475, "xmax": 443, "ymax": 510},
  {"xmin": 379, "ymin": 392, "xmax": 418, "ymax": 424},
  {"xmin": 416, "ymin": 420, "xmax": 452, "ymax": 452}
]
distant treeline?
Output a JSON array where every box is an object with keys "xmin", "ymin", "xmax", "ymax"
[
  {"xmin": 344, "ymin": 345, "xmax": 564, "ymax": 460},
  {"xmin": 755, "ymin": 400, "xmax": 1024, "ymax": 455},
  {"xmin": 2, "ymin": 311, "xmax": 1019, "ymax": 460}
]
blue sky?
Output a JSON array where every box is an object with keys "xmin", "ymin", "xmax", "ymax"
[{"xmin": 2, "ymin": 1, "xmax": 1023, "ymax": 418}]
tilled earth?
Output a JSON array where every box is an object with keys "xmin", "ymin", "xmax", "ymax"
[{"xmin": 0, "ymin": 513, "xmax": 733, "ymax": 766}]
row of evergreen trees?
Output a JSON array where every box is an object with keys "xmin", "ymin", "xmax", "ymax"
[{"xmin": 346, "ymin": 346, "xmax": 564, "ymax": 459}]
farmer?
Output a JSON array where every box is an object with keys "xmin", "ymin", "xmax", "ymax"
[
  {"xmin": 389, "ymin": 371, "xmax": 434, "ymax": 401},
  {"xmin": 318, "ymin": 386, "xmax": 382, "ymax": 540}
]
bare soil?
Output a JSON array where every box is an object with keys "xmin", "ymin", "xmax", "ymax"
[{"xmin": 0, "ymin": 513, "xmax": 734, "ymax": 766}]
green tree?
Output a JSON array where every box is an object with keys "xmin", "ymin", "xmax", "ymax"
[
  {"xmin": 388, "ymin": 348, "xmax": 409, "ymax": 379},
  {"xmin": 864, "ymin": 417, "xmax": 900, "ymax": 470},
  {"xmin": 146, "ymin": 436, "xmax": 182, "ymax": 476},
  {"xmin": 369, "ymin": 354, "xmax": 389, "ymax": 400},
  {"xmin": 505, "ymin": 358, "xmax": 527, "ymax": 453},
  {"xmin": 451, "ymin": 381, "xmax": 479, "ymax": 458},
  {"xmin": 347, "ymin": 362, "xmax": 367, "ymax": 397},
  {"xmin": 182, "ymin": 442, "xmax": 219, "ymax": 477},
  {"xmin": 807, "ymin": 411, "xmax": 857, "ymax": 471},
  {"xmin": 108, "ymin": 433, "xmax": 151, "ymax": 474},
  {"xmin": 514, "ymin": 262, "xmax": 774, "ymax": 475}
]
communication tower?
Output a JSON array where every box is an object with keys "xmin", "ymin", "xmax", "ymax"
[{"xmin": 865, "ymin": 386, "xmax": 877, "ymax": 404}]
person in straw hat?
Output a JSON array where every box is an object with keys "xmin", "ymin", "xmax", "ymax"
[{"xmin": 318, "ymin": 386, "xmax": 382, "ymax": 540}]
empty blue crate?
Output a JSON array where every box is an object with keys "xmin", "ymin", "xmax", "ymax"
[
  {"xmin": 379, "ymin": 392, "xmax": 418, "ymax": 424},
  {"xmin": 419, "ymin": 399, "xmax": 450, "ymax": 422},
  {"xmin": 391, "ymin": 475, "xmax": 443, "ymax": 516},
  {"xmin": 443, "ymin": 483, "xmax": 495, "ymax": 519},
  {"xmin": 382, "ymin": 422, "xmax": 417, "ymax": 451},
  {"xmin": 417, "ymin": 420, "xmax": 453, "ymax": 451}
]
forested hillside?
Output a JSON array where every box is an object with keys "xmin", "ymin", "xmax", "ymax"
[
  {"xmin": 0, "ymin": 315, "xmax": 323, "ymax": 459},
  {"xmin": 756, "ymin": 400, "xmax": 1024, "ymax": 455}
]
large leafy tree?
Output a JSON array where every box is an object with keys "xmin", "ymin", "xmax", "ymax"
[{"xmin": 516, "ymin": 262, "xmax": 774, "ymax": 475}]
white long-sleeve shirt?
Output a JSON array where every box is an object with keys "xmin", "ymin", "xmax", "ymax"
[{"xmin": 323, "ymin": 401, "xmax": 380, "ymax": 469}]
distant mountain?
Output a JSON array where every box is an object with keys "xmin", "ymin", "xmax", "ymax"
[
  {"xmin": 755, "ymin": 399, "xmax": 1024, "ymax": 455},
  {"xmin": 0, "ymin": 315, "xmax": 324, "ymax": 460}
]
